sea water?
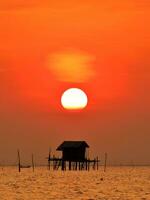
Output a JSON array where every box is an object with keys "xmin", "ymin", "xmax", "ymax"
[{"xmin": 0, "ymin": 167, "xmax": 150, "ymax": 200}]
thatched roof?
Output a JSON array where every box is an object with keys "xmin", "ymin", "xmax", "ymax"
[{"xmin": 56, "ymin": 141, "xmax": 89, "ymax": 151}]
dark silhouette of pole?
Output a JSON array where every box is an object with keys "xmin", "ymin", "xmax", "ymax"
[
  {"xmin": 96, "ymin": 156, "xmax": 99, "ymax": 170},
  {"xmin": 86, "ymin": 160, "xmax": 88, "ymax": 171},
  {"xmin": 88, "ymin": 161, "xmax": 90, "ymax": 171},
  {"xmin": 69, "ymin": 161, "xmax": 71, "ymax": 170},
  {"xmin": 17, "ymin": 149, "xmax": 21, "ymax": 172},
  {"xmin": 32, "ymin": 154, "xmax": 35, "ymax": 172},
  {"xmin": 48, "ymin": 148, "xmax": 51, "ymax": 171},
  {"xmin": 75, "ymin": 161, "xmax": 77, "ymax": 170},
  {"xmin": 61, "ymin": 160, "xmax": 65, "ymax": 171},
  {"xmin": 104, "ymin": 153, "xmax": 107, "ymax": 172},
  {"xmin": 53, "ymin": 155, "xmax": 55, "ymax": 170}
]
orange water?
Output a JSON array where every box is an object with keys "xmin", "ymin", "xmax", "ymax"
[{"xmin": 0, "ymin": 167, "xmax": 150, "ymax": 200}]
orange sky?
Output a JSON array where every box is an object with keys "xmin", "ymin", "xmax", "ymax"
[{"xmin": 0, "ymin": 0, "xmax": 150, "ymax": 165}]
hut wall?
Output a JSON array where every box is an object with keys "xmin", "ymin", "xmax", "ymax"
[{"xmin": 62, "ymin": 147, "xmax": 86, "ymax": 161}]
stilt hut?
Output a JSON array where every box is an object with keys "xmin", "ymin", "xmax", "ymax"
[
  {"xmin": 56, "ymin": 141, "xmax": 89, "ymax": 170},
  {"xmin": 47, "ymin": 141, "xmax": 99, "ymax": 171}
]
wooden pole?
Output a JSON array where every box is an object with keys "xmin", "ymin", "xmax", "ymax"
[
  {"xmin": 104, "ymin": 153, "xmax": 107, "ymax": 172},
  {"xmin": 53, "ymin": 155, "xmax": 55, "ymax": 170},
  {"xmin": 17, "ymin": 149, "xmax": 21, "ymax": 172},
  {"xmin": 94, "ymin": 158, "xmax": 96, "ymax": 170},
  {"xmin": 96, "ymin": 156, "xmax": 99, "ymax": 170},
  {"xmin": 87, "ymin": 161, "xmax": 89, "ymax": 171},
  {"xmin": 79, "ymin": 162, "xmax": 81, "ymax": 170},
  {"xmin": 93, "ymin": 159, "xmax": 95, "ymax": 170},
  {"xmin": 61, "ymin": 160, "xmax": 65, "ymax": 171},
  {"xmin": 75, "ymin": 162, "xmax": 77, "ymax": 170},
  {"xmin": 69, "ymin": 161, "xmax": 71, "ymax": 170},
  {"xmin": 64, "ymin": 161, "xmax": 66, "ymax": 170},
  {"xmin": 32, "ymin": 154, "xmax": 35, "ymax": 172},
  {"xmin": 48, "ymin": 148, "xmax": 51, "ymax": 171},
  {"xmin": 86, "ymin": 160, "xmax": 88, "ymax": 171}
]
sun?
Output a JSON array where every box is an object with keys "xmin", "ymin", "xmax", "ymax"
[{"xmin": 61, "ymin": 88, "xmax": 88, "ymax": 110}]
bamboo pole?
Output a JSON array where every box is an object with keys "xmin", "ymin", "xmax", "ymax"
[
  {"xmin": 96, "ymin": 156, "xmax": 99, "ymax": 170},
  {"xmin": 75, "ymin": 161, "xmax": 77, "ymax": 170},
  {"xmin": 86, "ymin": 160, "xmax": 88, "ymax": 171},
  {"xmin": 17, "ymin": 149, "xmax": 21, "ymax": 172},
  {"xmin": 61, "ymin": 160, "xmax": 65, "ymax": 171},
  {"xmin": 79, "ymin": 162, "xmax": 81, "ymax": 170},
  {"xmin": 32, "ymin": 154, "xmax": 35, "ymax": 172},
  {"xmin": 104, "ymin": 153, "xmax": 107, "ymax": 172},
  {"xmin": 69, "ymin": 161, "xmax": 71, "ymax": 170},
  {"xmin": 88, "ymin": 161, "xmax": 90, "ymax": 171},
  {"xmin": 48, "ymin": 148, "xmax": 51, "ymax": 171},
  {"xmin": 53, "ymin": 155, "xmax": 55, "ymax": 170}
]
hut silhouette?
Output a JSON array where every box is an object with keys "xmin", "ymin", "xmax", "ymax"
[
  {"xmin": 57, "ymin": 141, "xmax": 89, "ymax": 161},
  {"xmin": 47, "ymin": 140, "xmax": 99, "ymax": 171}
]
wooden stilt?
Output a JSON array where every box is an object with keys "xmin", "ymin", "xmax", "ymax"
[
  {"xmin": 85, "ymin": 161, "xmax": 87, "ymax": 170},
  {"xmin": 75, "ymin": 162, "xmax": 77, "ymax": 170},
  {"xmin": 69, "ymin": 161, "xmax": 71, "ymax": 170},
  {"xmin": 88, "ymin": 161, "xmax": 89, "ymax": 171},
  {"xmin": 104, "ymin": 153, "xmax": 107, "ymax": 172},
  {"xmin": 80, "ymin": 162, "xmax": 82, "ymax": 170},
  {"xmin": 53, "ymin": 155, "xmax": 55, "ymax": 170},
  {"xmin": 93, "ymin": 158, "xmax": 95, "ymax": 170},
  {"xmin": 72, "ymin": 162, "xmax": 74, "ymax": 170},
  {"xmin": 64, "ymin": 161, "xmax": 66, "ymax": 170},
  {"xmin": 82, "ymin": 162, "xmax": 84, "ymax": 170},
  {"xmin": 48, "ymin": 148, "xmax": 51, "ymax": 171},
  {"xmin": 17, "ymin": 149, "xmax": 21, "ymax": 172},
  {"xmin": 79, "ymin": 162, "xmax": 81, "ymax": 170},
  {"xmin": 32, "ymin": 154, "xmax": 35, "ymax": 172},
  {"xmin": 61, "ymin": 160, "xmax": 65, "ymax": 171},
  {"xmin": 96, "ymin": 156, "xmax": 99, "ymax": 170}
]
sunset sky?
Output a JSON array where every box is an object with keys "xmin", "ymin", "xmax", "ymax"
[{"xmin": 0, "ymin": 0, "xmax": 150, "ymax": 165}]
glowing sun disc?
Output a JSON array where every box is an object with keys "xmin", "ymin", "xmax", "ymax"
[{"xmin": 61, "ymin": 88, "xmax": 88, "ymax": 110}]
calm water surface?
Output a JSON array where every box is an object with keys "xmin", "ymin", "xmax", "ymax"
[{"xmin": 0, "ymin": 167, "xmax": 150, "ymax": 200}]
